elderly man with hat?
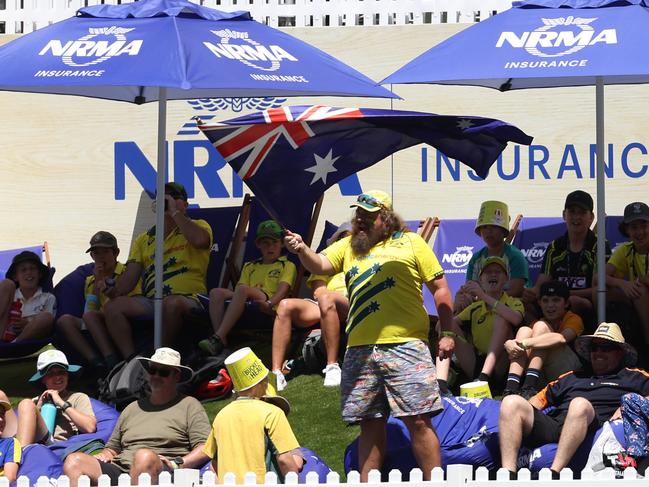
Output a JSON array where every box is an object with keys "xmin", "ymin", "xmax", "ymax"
[
  {"xmin": 204, "ymin": 347, "xmax": 302, "ymax": 483},
  {"xmin": 499, "ymin": 322, "xmax": 649, "ymax": 478},
  {"xmin": 64, "ymin": 347, "xmax": 211, "ymax": 486},
  {"xmin": 284, "ymin": 190, "xmax": 454, "ymax": 481},
  {"xmin": 103, "ymin": 182, "xmax": 213, "ymax": 359},
  {"xmin": 605, "ymin": 201, "xmax": 649, "ymax": 347},
  {"xmin": 57, "ymin": 231, "xmax": 135, "ymax": 375},
  {"xmin": 523, "ymin": 190, "xmax": 609, "ymax": 327}
]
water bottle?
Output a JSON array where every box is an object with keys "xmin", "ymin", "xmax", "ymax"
[
  {"xmin": 84, "ymin": 294, "xmax": 99, "ymax": 313},
  {"xmin": 2, "ymin": 300, "xmax": 22, "ymax": 342},
  {"xmin": 40, "ymin": 400, "xmax": 58, "ymax": 435}
]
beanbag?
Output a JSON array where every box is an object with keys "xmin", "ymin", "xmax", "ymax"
[
  {"xmin": 49, "ymin": 399, "xmax": 119, "ymax": 458},
  {"xmin": 16, "ymin": 444, "xmax": 63, "ymax": 486},
  {"xmin": 344, "ymin": 396, "xmax": 501, "ymax": 476}
]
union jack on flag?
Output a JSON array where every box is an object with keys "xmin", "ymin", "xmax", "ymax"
[{"xmin": 198, "ymin": 105, "xmax": 532, "ymax": 230}]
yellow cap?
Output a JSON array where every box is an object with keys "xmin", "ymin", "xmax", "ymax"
[
  {"xmin": 225, "ymin": 347, "xmax": 269, "ymax": 392},
  {"xmin": 350, "ymin": 190, "xmax": 393, "ymax": 213},
  {"xmin": 475, "ymin": 200, "xmax": 510, "ymax": 235}
]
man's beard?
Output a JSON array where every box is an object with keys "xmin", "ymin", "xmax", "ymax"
[{"xmin": 351, "ymin": 220, "xmax": 383, "ymax": 256}]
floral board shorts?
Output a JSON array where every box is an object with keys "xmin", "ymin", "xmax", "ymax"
[{"xmin": 340, "ymin": 340, "xmax": 443, "ymax": 424}]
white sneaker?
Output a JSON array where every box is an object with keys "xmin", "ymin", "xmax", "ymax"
[
  {"xmin": 322, "ymin": 363, "xmax": 342, "ymax": 387},
  {"xmin": 272, "ymin": 370, "xmax": 287, "ymax": 391}
]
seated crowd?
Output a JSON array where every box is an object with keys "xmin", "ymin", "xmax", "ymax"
[{"xmin": 1, "ymin": 183, "xmax": 649, "ymax": 482}]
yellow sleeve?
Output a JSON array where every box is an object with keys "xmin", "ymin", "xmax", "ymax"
[
  {"xmin": 411, "ymin": 234, "xmax": 444, "ymax": 282},
  {"xmin": 608, "ymin": 243, "xmax": 630, "ymax": 278},
  {"xmin": 321, "ymin": 236, "xmax": 351, "ymax": 274},
  {"xmin": 238, "ymin": 261, "xmax": 254, "ymax": 286},
  {"xmin": 203, "ymin": 425, "xmax": 217, "ymax": 459},
  {"xmin": 127, "ymin": 232, "xmax": 146, "ymax": 265},
  {"xmin": 195, "ymin": 219, "xmax": 214, "ymax": 247},
  {"xmin": 279, "ymin": 261, "xmax": 297, "ymax": 287},
  {"xmin": 563, "ymin": 312, "xmax": 584, "ymax": 337},
  {"xmin": 456, "ymin": 302, "xmax": 476, "ymax": 323},
  {"xmin": 306, "ymin": 273, "xmax": 328, "ymax": 290},
  {"xmin": 265, "ymin": 408, "xmax": 300, "ymax": 455},
  {"xmin": 505, "ymin": 296, "xmax": 525, "ymax": 316}
]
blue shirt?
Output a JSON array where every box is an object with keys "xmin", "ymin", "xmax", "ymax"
[{"xmin": 0, "ymin": 437, "xmax": 21, "ymax": 476}]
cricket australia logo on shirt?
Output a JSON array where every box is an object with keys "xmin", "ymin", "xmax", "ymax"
[
  {"xmin": 497, "ymin": 16, "xmax": 617, "ymax": 58},
  {"xmin": 38, "ymin": 26, "xmax": 143, "ymax": 67},
  {"xmin": 204, "ymin": 29, "xmax": 298, "ymax": 72}
]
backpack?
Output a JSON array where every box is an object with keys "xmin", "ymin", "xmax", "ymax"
[
  {"xmin": 97, "ymin": 356, "xmax": 150, "ymax": 411},
  {"xmin": 178, "ymin": 352, "xmax": 232, "ymax": 402},
  {"xmin": 302, "ymin": 329, "xmax": 327, "ymax": 374}
]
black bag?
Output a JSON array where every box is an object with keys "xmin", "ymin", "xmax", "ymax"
[
  {"xmin": 178, "ymin": 352, "xmax": 232, "ymax": 402},
  {"xmin": 97, "ymin": 356, "xmax": 150, "ymax": 411}
]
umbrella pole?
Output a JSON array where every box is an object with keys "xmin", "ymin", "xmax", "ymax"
[
  {"xmin": 595, "ymin": 77, "xmax": 606, "ymax": 325},
  {"xmin": 154, "ymin": 87, "xmax": 168, "ymax": 349}
]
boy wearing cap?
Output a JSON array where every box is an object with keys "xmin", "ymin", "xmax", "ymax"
[
  {"xmin": 504, "ymin": 280, "xmax": 584, "ymax": 397},
  {"xmin": 456, "ymin": 201, "xmax": 529, "ymax": 313},
  {"xmin": 437, "ymin": 256, "xmax": 524, "ymax": 394},
  {"xmin": 271, "ymin": 222, "xmax": 352, "ymax": 390},
  {"xmin": 103, "ymin": 182, "xmax": 213, "ymax": 358},
  {"xmin": 200, "ymin": 220, "xmax": 297, "ymax": 356},
  {"xmin": 205, "ymin": 347, "xmax": 302, "ymax": 483},
  {"xmin": 16, "ymin": 349, "xmax": 96, "ymax": 447},
  {"xmin": 500, "ymin": 322, "xmax": 649, "ymax": 478},
  {"xmin": 605, "ymin": 201, "xmax": 649, "ymax": 346},
  {"xmin": 0, "ymin": 395, "xmax": 20, "ymax": 483},
  {"xmin": 523, "ymin": 190, "xmax": 608, "ymax": 328},
  {"xmin": 0, "ymin": 251, "xmax": 56, "ymax": 343},
  {"xmin": 56, "ymin": 231, "xmax": 136, "ymax": 374}
]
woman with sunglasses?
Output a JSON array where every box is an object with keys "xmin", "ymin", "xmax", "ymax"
[{"xmin": 16, "ymin": 349, "xmax": 96, "ymax": 447}]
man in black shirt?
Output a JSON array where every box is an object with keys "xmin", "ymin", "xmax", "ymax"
[{"xmin": 499, "ymin": 322, "xmax": 649, "ymax": 476}]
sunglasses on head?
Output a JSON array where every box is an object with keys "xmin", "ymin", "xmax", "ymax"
[
  {"xmin": 591, "ymin": 342, "xmax": 621, "ymax": 352},
  {"xmin": 356, "ymin": 194, "xmax": 383, "ymax": 209},
  {"xmin": 147, "ymin": 366, "xmax": 175, "ymax": 377}
]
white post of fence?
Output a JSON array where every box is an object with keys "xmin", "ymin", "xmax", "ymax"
[
  {"xmin": 446, "ymin": 464, "xmax": 473, "ymax": 487},
  {"xmin": 173, "ymin": 468, "xmax": 200, "ymax": 487}
]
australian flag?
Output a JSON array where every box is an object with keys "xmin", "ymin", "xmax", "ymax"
[{"xmin": 198, "ymin": 105, "xmax": 533, "ymax": 230}]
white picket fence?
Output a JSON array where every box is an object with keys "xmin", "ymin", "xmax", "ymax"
[{"xmin": 0, "ymin": 464, "xmax": 646, "ymax": 487}]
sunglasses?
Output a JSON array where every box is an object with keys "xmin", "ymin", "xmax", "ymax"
[
  {"xmin": 147, "ymin": 366, "xmax": 175, "ymax": 377},
  {"xmin": 356, "ymin": 194, "xmax": 383, "ymax": 209},
  {"xmin": 591, "ymin": 343, "xmax": 621, "ymax": 353}
]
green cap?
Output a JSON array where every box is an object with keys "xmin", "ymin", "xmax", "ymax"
[{"xmin": 256, "ymin": 220, "xmax": 283, "ymax": 241}]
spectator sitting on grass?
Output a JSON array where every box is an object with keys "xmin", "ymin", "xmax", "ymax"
[
  {"xmin": 604, "ymin": 202, "xmax": 649, "ymax": 347},
  {"xmin": 504, "ymin": 280, "xmax": 584, "ymax": 398},
  {"xmin": 455, "ymin": 201, "xmax": 529, "ymax": 313},
  {"xmin": 271, "ymin": 222, "xmax": 351, "ymax": 391},
  {"xmin": 16, "ymin": 350, "xmax": 96, "ymax": 447},
  {"xmin": 56, "ymin": 231, "xmax": 139, "ymax": 376},
  {"xmin": 0, "ymin": 394, "xmax": 20, "ymax": 483},
  {"xmin": 522, "ymin": 190, "xmax": 607, "ymax": 328},
  {"xmin": 436, "ymin": 256, "xmax": 523, "ymax": 395},
  {"xmin": 204, "ymin": 347, "xmax": 303, "ymax": 483},
  {"xmin": 200, "ymin": 220, "xmax": 297, "ymax": 356},
  {"xmin": 0, "ymin": 251, "xmax": 56, "ymax": 343}
]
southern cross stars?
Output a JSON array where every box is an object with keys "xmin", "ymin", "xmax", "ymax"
[
  {"xmin": 457, "ymin": 119, "xmax": 475, "ymax": 130},
  {"xmin": 305, "ymin": 149, "xmax": 340, "ymax": 185}
]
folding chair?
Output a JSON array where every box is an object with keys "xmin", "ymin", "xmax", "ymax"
[
  {"xmin": 511, "ymin": 216, "xmax": 566, "ymax": 286},
  {"xmin": 407, "ymin": 217, "xmax": 440, "ymax": 243}
]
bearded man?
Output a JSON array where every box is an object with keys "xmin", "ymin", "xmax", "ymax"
[{"xmin": 284, "ymin": 190, "xmax": 454, "ymax": 481}]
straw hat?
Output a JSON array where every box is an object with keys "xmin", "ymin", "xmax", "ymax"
[
  {"xmin": 137, "ymin": 347, "xmax": 194, "ymax": 382},
  {"xmin": 575, "ymin": 322, "xmax": 637, "ymax": 367},
  {"xmin": 475, "ymin": 201, "xmax": 510, "ymax": 235},
  {"xmin": 225, "ymin": 347, "xmax": 290, "ymax": 415}
]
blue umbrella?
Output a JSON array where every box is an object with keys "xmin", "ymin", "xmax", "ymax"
[
  {"xmin": 0, "ymin": 0, "xmax": 396, "ymax": 347},
  {"xmin": 383, "ymin": 0, "xmax": 649, "ymax": 323}
]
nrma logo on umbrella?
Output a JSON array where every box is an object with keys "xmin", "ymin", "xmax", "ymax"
[
  {"xmin": 35, "ymin": 26, "xmax": 298, "ymax": 77},
  {"xmin": 496, "ymin": 16, "xmax": 617, "ymax": 69}
]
